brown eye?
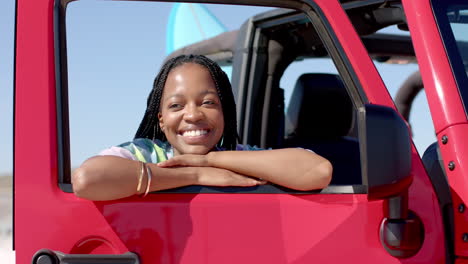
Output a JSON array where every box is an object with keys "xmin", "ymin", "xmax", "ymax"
[
  {"xmin": 169, "ymin": 103, "xmax": 182, "ymax": 109},
  {"xmin": 203, "ymin": 100, "xmax": 215, "ymax": 105}
]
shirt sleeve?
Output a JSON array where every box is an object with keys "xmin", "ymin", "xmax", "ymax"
[
  {"xmin": 98, "ymin": 138, "xmax": 169, "ymax": 163},
  {"xmin": 235, "ymin": 144, "xmax": 267, "ymax": 151},
  {"xmin": 99, "ymin": 146, "xmax": 137, "ymax": 160},
  {"xmin": 235, "ymin": 144, "xmax": 314, "ymax": 153}
]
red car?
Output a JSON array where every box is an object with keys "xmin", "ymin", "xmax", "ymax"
[{"xmin": 14, "ymin": 0, "xmax": 468, "ymax": 263}]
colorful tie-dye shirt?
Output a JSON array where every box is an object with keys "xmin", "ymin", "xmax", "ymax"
[{"xmin": 99, "ymin": 138, "xmax": 264, "ymax": 163}]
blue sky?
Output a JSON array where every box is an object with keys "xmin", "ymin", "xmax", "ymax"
[
  {"xmin": 0, "ymin": 0, "xmax": 434, "ymax": 175},
  {"xmin": 0, "ymin": 0, "xmax": 14, "ymax": 175}
]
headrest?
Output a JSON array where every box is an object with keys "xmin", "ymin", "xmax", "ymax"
[{"xmin": 285, "ymin": 73, "xmax": 353, "ymax": 141}]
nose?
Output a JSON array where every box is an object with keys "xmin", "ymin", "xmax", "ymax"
[{"xmin": 183, "ymin": 104, "xmax": 204, "ymax": 122}]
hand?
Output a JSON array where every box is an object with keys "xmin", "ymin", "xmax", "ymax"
[
  {"xmin": 195, "ymin": 167, "xmax": 266, "ymax": 187},
  {"xmin": 157, "ymin": 154, "xmax": 210, "ymax": 168}
]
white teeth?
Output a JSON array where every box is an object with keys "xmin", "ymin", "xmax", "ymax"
[{"xmin": 182, "ymin": 130, "xmax": 208, "ymax": 137}]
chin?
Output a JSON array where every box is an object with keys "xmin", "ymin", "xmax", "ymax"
[{"xmin": 177, "ymin": 145, "xmax": 213, "ymax": 155}]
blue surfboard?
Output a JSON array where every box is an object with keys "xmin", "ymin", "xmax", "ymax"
[
  {"xmin": 166, "ymin": 3, "xmax": 227, "ymax": 54},
  {"xmin": 166, "ymin": 3, "xmax": 232, "ymax": 78}
]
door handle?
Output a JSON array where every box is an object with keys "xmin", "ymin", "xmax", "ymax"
[{"xmin": 32, "ymin": 249, "xmax": 139, "ymax": 264}]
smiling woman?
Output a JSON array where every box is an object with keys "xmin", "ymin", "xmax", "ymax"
[
  {"xmin": 136, "ymin": 55, "xmax": 233, "ymax": 154},
  {"xmin": 71, "ymin": 55, "xmax": 332, "ymax": 201}
]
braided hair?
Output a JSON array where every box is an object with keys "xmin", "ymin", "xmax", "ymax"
[{"xmin": 135, "ymin": 54, "xmax": 238, "ymax": 150}]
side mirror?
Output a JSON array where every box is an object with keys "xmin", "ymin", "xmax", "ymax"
[{"xmin": 359, "ymin": 104, "xmax": 412, "ymax": 200}]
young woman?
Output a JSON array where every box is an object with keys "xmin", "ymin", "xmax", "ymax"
[{"xmin": 72, "ymin": 55, "xmax": 332, "ymax": 201}]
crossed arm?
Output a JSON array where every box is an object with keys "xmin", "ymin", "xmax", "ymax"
[{"xmin": 72, "ymin": 148, "xmax": 332, "ymax": 201}]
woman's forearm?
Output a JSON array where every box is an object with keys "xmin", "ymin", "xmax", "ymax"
[
  {"xmin": 207, "ymin": 149, "xmax": 332, "ymax": 191},
  {"xmin": 72, "ymin": 156, "xmax": 197, "ymax": 201}
]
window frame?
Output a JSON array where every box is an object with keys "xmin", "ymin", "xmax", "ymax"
[{"xmin": 55, "ymin": 0, "xmax": 370, "ymax": 194}]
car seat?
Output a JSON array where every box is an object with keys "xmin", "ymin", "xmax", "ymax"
[{"xmin": 284, "ymin": 73, "xmax": 362, "ymax": 185}]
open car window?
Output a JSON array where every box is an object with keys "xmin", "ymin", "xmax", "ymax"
[
  {"xmin": 62, "ymin": 0, "xmax": 409, "ymax": 194},
  {"xmin": 370, "ymin": 26, "xmax": 435, "ymax": 155}
]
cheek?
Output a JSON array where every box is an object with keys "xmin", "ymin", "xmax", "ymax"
[{"xmin": 159, "ymin": 112, "xmax": 177, "ymax": 131}]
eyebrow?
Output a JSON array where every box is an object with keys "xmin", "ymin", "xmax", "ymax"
[
  {"xmin": 200, "ymin": 90, "xmax": 218, "ymax": 96},
  {"xmin": 165, "ymin": 90, "xmax": 218, "ymax": 100}
]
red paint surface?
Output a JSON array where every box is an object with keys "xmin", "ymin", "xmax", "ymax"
[
  {"xmin": 403, "ymin": 0, "xmax": 467, "ymax": 133},
  {"xmin": 440, "ymin": 124, "xmax": 468, "ymax": 256},
  {"xmin": 457, "ymin": 258, "xmax": 468, "ymax": 264}
]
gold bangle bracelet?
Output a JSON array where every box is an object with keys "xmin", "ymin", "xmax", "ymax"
[
  {"xmin": 143, "ymin": 163, "xmax": 152, "ymax": 197},
  {"xmin": 136, "ymin": 161, "xmax": 144, "ymax": 194}
]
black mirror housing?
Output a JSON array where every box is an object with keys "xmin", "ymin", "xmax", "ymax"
[{"xmin": 359, "ymin": 104, "xmax": 412, "ymax": 200}]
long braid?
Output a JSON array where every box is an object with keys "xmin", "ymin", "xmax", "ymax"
[{"xmin": 135, "ymin": 54, "xmax": 239, "ymax": 150}]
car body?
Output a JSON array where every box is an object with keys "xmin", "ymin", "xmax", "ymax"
[{"xmin": 14, "ymin": 0, "xmax": 468, "ymax": 263}]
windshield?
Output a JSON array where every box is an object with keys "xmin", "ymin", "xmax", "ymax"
[
  {"xmin": 433, "ymin": 1, "xmax": 468, "ymax": 112},
  {"xmin": 447, "ymin": 7, "xmax": 468, "ymax": 75}
]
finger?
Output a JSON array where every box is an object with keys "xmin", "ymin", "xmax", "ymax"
[
  {"xmin": 230, "ymin": 174, "xmax": 263, "ymax": 187},
  {"xmin": 257, "ymin": 180, "xmax": 268, "ymax": 185},
  {"xmin": 157, "ymin": 158, "xmax": 181, "ymax": 167},
  {"xmin": 165, "ymin": 155, "xmax": 207, "ymax": 167},
  {"xmin": 178, "ymin": 155, "xmax": 206, "ymax": 167},
  {"xmin": 239, "ymin": 179, "xmax": 264, "ymax": 186},
  {"xmin": 156, "ymin": 160, "xmax": 170, "ymax": 167}
]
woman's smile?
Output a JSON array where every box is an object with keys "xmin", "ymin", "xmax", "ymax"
[
  {"xmin": 179, "ymin": 128, "xmax": 212, "ymax": 143},
  {"xmin": 180, "ymin": 129, "xmax": 209, "ymax": 137}
]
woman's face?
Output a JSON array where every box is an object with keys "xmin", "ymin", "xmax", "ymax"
[{"xmin": 158, "ymin": 63, "xmax": 225, "ymax": 156}]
